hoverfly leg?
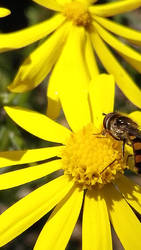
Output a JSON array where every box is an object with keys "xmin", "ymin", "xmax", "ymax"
[
  {"xmin": 93, "ymin": 132, "xmax": 101, "ymax": 136},
  {"xmin": 93, "ymin": 129, "xmax": 106, "ymax": 138},
  {"xmin": 122, "ymin": 140, "xmax": 126, "ymax": 157},
  {"xmin": 100, "ymin": 159, "xmax": 116, "ymax": 174}
]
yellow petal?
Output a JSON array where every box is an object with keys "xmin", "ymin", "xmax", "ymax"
[
  {"xmin": 46, "ymin": 82, "xmax": 61, "ymax": 120},
  {"xmin": 32, "ymin": 0, "xmax": 62, "ymax": 11},
  {"xmin": 0, "ymin": 159, "xmax": 62, "ymax": 190},
  {"xmin": 0, "ymin": 14, "xmax": 65, "ymax": 53},
  {"xmin": 128, "ymin": 111, "xmax": 141, "ymax": 128},
  {"xmin": 82, "ymin": 189, "xmax": 112, "ymax": 250},
  {"xmin": 91, "ymin": 31, "xmax": 141, "ymax": 109},
  {"xmin": 122, "ymin": 54, "xmax": 141, "ymax": 74},
  {"xmin": 115, "ymin": 175, "xmax": 141, "ymax": 215},
  {"xmin": 67, "ymin": 0, "xmax": 96, "ymax": 4},
  {"xmin": 93, "ymin": 16, "xmax": 141, "ymax": 46},
  {"xmin": 34, "ymin": 186, "xmax": 83, "ymax": 250},
  {"xmin": 78, "ymin": 0, "xmax": 95, "ymax": 5},
  {"xmin": 103, "ymin": 183, "xmax": 141, "ymax": 250},
  {"xmin": 85, "ymin": 34, "xmax": 99, "ymax": 78},
  {"xmin": 49, "ymin": 26, "xmax": 91, "ymax": 131},
  {"xmin": 89, "ymin": 74, "xmax": 115, "ymax": 129},
  {"xmin": 93, "ymin": 22, "xmax": 141, "ymax": 74},
  {"xmin": 0, "ymin": 7, "xmax": 10, "ymax": 17},
  {"xmin": 8, "ymin": 22, "xmax": 69, "ymax": 93},
  {"xmin": 0, "ymin": 175, "xmax": 74, "ymax": 247},
  {"xmin": 90, "ymin": 0, "xmax": 141, "ymax": 17},
  {"xmin": 0, "ymin": 146, "xmax": 62, "ymax": 168},
  {"xmin": 56, "ymin": 0, "xmax": 72, "ymax": 5},
  {"xmin": 4, "ymin": 106, "xmax": 71, "ymax": 144},
  {"xmin": 93, "ymin": 21, "xmax": 141, "ymax": 73}
]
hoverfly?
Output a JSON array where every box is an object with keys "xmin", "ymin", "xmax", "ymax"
[{"xmin": 103, "ymin": 112, "xmax": 141, "ymax": 173}]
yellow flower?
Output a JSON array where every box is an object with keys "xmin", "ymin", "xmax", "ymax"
[
  {"xmin": 0, "ymin": 7, "xmax": 10, "ymax": 18},
  {"xmin": 0, "ymin": 74, "xmax": 141, "ymax": 249},
  {"xmin": 0, "ymin": 0, "xmax": 141, "ymax": 117}
]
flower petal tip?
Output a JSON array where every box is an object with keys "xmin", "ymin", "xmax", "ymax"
[{"xmin": 0, "ymin": 8, "xmax": 11, "ymax": 18}]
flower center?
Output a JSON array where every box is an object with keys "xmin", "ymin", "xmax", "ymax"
[
  {"xmin": 61, "ymin": 124, "xmax": 126, "ymax": 189},
  {"xmin": 63, "ymin": 1, "xmax": 92, "ymax": 27}
]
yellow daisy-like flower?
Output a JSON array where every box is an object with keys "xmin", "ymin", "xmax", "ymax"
[
  {"xmin": 0, "ymin": 7, "xmax": 10, "ymax": 18},
  {"xmin": 1, "ymin": 0, "xmax": 141, "ymax": 117},
  {"xmin": 0, "ymin": 74, "xmax": 141, "ymax": 249}
]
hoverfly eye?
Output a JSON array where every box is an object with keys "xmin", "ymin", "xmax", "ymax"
[{"xmin": 117, "ymin": 119, "xmax": 124, "ymax": 126}]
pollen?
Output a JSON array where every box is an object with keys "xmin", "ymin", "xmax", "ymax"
[
  {"xmin": 60, "ymin": 124, "xmax": 126, "ymax": 189},
  {"xmin": 63, "ymin": 1, "xmax": 92, "ymax": 27}
]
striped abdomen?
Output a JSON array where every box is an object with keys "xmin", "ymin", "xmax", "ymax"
[{"xmin": 129, "ymin": 135, "xmax": 141, "ymax": 173}]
